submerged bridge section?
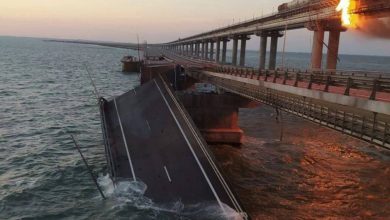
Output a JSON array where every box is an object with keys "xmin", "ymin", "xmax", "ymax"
[{"xmin": 99, "ymin": 75, "xmax": 246, "ymax": 218}]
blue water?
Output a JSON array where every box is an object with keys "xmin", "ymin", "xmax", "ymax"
[{"xmin": 0, "ymin": 36, "xmax": 389, "ymax": 219}]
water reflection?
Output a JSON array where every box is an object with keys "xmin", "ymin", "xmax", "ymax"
[{"xmin": 211, "ymin": 106, "xmax": 390, "ymax": 219}]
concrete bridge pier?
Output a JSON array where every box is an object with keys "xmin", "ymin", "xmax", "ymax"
[
  {"xmin": 259, "ymin": 34, "xmax": 268, "ymax": 70},
  {"xmin": 222, "ymin": 38, "xmax": 228, "ymax": 64},
  {"xmin": 239, "ymin": 35, "xmax": 250, "ymax": 67},
  {"xmin": 205, "ymin": 41, "xmax": 209, "ymax": 60},
  {"xmin": 216, "ymin": 38, "xmax": 221, "ymax": 63},
  {"xmin": 210, "ymin": 41, "xmax": 214, "ymax": 61},
  {"xmin": 232, "ymin": 36, "xmax": 239, "ymax": 65},
  {"xmin": 269, "ymin": 32, "xmax": 282, "ymax": 70},
  {"xmin": 201, "ymin": 42, "xmax": 206, "ymax": 59},
  {"xmin": 327, "ymin": 30, "xmax": 341, "ymax": 71},
  {"xmin": 311, "ymin": 28, "xmax": 325, "ymax": 70},
  {"xmin": 198, "ymin": 42, "xmax": 202, "ymax": 58},
  {"xmin": 194, "ymin": 43, "xmax": 197, "ymax": 57}
]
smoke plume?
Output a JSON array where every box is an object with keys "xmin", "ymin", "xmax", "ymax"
[{"xmin": 356, "ymin": 17, "xmax": 390, "ymax": 39}]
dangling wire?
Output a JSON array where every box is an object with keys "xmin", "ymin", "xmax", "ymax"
[
  {"xmin": 282, "ymin": 23, "xmax": 288, "ymax": 70},
  {"xmin": 84, "ymin": 64, "xmax": 101, "ymax": 102}
]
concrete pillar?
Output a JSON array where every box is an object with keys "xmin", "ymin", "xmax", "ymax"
[
  {"xmin": 259, "ymin": 35, "xmax": 267, "ymax": 70},
  {"xmin": 232, "ymin": 36, "xmax": 239, "ymax": 65},
  {"xmin": 327, "ymin": 30, "xmax": 341, "ymax": 71},
  {"xmin": 311, "ymin": 29, "xmax": 325, "ymax": 69},
  {"xmin": 195, "ymin": 42, "xmax": 200, "ymax": 57},
  {"xmin": 205, "ymin": 41, "xmax": 209, "ymax": 60},
  {"xmin": 269, "ymin": 34, "xmax": 278, "ymax": 70},
  {"xmin": 190, "ymin": 44, "xmax": 194, "ymax": 56},
  {"xmin": 222, "ymin": 39, "xmax": 228, "ymax": 64},
  {"xmin": 201, "ymin": 42, "xmax": 205, "ymax": 59},
  {"xmin": 216, "ymin": 39, "xmax": 221, "ymax": 63},
  {"xmin": 210, "ymin": 41, "xmax": 214, "ymax": 61},
  {"xmin": 239, "ymin": 36, "xmax": 248, "ymax": 66}
]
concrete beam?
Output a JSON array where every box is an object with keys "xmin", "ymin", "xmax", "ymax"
[{"xmin": 200, "ymin": 71, "xmax": 390, "ymax": 115}]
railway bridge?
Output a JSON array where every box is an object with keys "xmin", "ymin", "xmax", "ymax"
[
  {"xmin": 143, "ymin": 0, "xmax": 390, "ymax": 149},
  {"xmin": 161, "ymin": 0, "xmax": 390, "ymax": 71}
]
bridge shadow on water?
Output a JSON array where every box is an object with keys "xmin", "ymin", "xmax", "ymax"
[{"xmin": 211, "ymin": 105, "xmax": 390, "ymax": 219}]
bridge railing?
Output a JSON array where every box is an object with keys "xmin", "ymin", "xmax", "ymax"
[
  {"xmin": 209, "ymin": 65, "xmax": 390, "ymax": 101},
  {"xmin": 188, "ymin": 70, "xmax": 390, "ymax": 149}
]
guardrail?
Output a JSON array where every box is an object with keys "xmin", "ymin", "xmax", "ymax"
[{"xmin": 211, "ymin": 65, "xmax": 390, "ymax": 101}]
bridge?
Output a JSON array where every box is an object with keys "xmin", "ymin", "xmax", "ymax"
[
  {"xmin": 97, "ymin": 1, "xmax": 390, "ymax": 219},
  {"xmin": 145, "ymin": 0, "xmax": 390, "ymax": 149},
  {"xmin": 160, "ymin": 0, "xmax": 390, "ymax": 71}
]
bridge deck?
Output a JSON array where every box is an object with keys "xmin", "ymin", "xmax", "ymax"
[
  {"xmin": 99, "ymin": 75, "xmax": 246, "ymax": 218},
  {"xmin": 149, "ymin": 48, "xmax": 390, "ymax": 148}
]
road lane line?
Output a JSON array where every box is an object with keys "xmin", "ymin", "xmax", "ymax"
[
  {"xmin": 114, "ymin": 98, "xmax": 137, "ymax": 181},
  {"xmin": 163, "ymin": 166, "xmax": 172, "ymax": 183},
  {"xmin": 159, "ymin": 74, "xmax": 244, "ymax": 214},
  {"xmin": 154, "ymin": 79, "xmax": 225, "ymax": 213}
]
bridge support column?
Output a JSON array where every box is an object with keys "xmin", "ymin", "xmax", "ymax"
[
  {"xmin": 205, "ymin": 41, "xmax": 209, "ymax": 60},
  {"xmin": 222, "ymin": 39, "xmax": 228, "ymax": 64},
  {"xmin": 198, "ymin": 42, "xmax": 202, "ymax": 58},
  {"xmin": 269, "ymin": 32, "xmax": 280, "ymax": 70},
  {"xmin": 201, "ymin": 42, "xmax": 206, "ymax": 59},
  {"xmin": 239, "ymin": 36, "xmax": 249, "ymax": 67},
  {"xmin": 178, "ymin": 93, "xmax": 258, "ymax": 144},
  {"xmin": 311, "ymin": 29, "xmax": 325, "ymax": 70},
  {"xmin": 232, "ymin": 36, "xmax": 239, "ymax": 65},
  {"xmin": 210, "ymin": 41, "xmax": 214, "ymax": 61},
  {"xmin": 190, "ymin": 44, "xmax": 194, "ymax": 56},
  {"xmin": 216, "ymin": 39, "xmax": 221, "ymax": 63},
  {"xmin": 326, "ymin": 30, "xmax": 341, "ymax": 71},
  {"xmin": 259, "ymin": 34, "xmax": 267, "ymax": 70}
]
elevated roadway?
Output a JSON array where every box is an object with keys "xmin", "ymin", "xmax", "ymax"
[{"xmin": 146, "ymin": 47, "xmax": 390, "ymax": 149}]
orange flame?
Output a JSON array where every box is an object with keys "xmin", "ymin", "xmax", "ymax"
[{"xmin": 336, "ymin": 0, "xmax": 352, "ymax": 27}]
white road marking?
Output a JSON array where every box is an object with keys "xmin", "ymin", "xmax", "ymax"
[
  {"xmin": 113, "ymin": 98, "xmax": 137, "ymax": 181},
  {"xmin": 159, "ymin": 75, "xmax": 244, "ymax": 214},
  {"xmin": 154, "ymin": 79, "xmax": 225, "ymax": 213},
  {"xmin": 163, "ymin": 166, "xmax": 172, "ymax": 183},
  {"xmin": 146, "ymin": 120, "xmax": 151, "ymax": 131}
]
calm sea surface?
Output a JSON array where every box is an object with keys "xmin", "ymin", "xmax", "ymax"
[{"xmin": 0, "ymin": 36, "xmax": 389, "ymax": 219}]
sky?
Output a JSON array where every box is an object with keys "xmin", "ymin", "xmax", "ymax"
[{"xmin": 0, "ymin": 0, "xmax": 389, "ymax": 56}]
